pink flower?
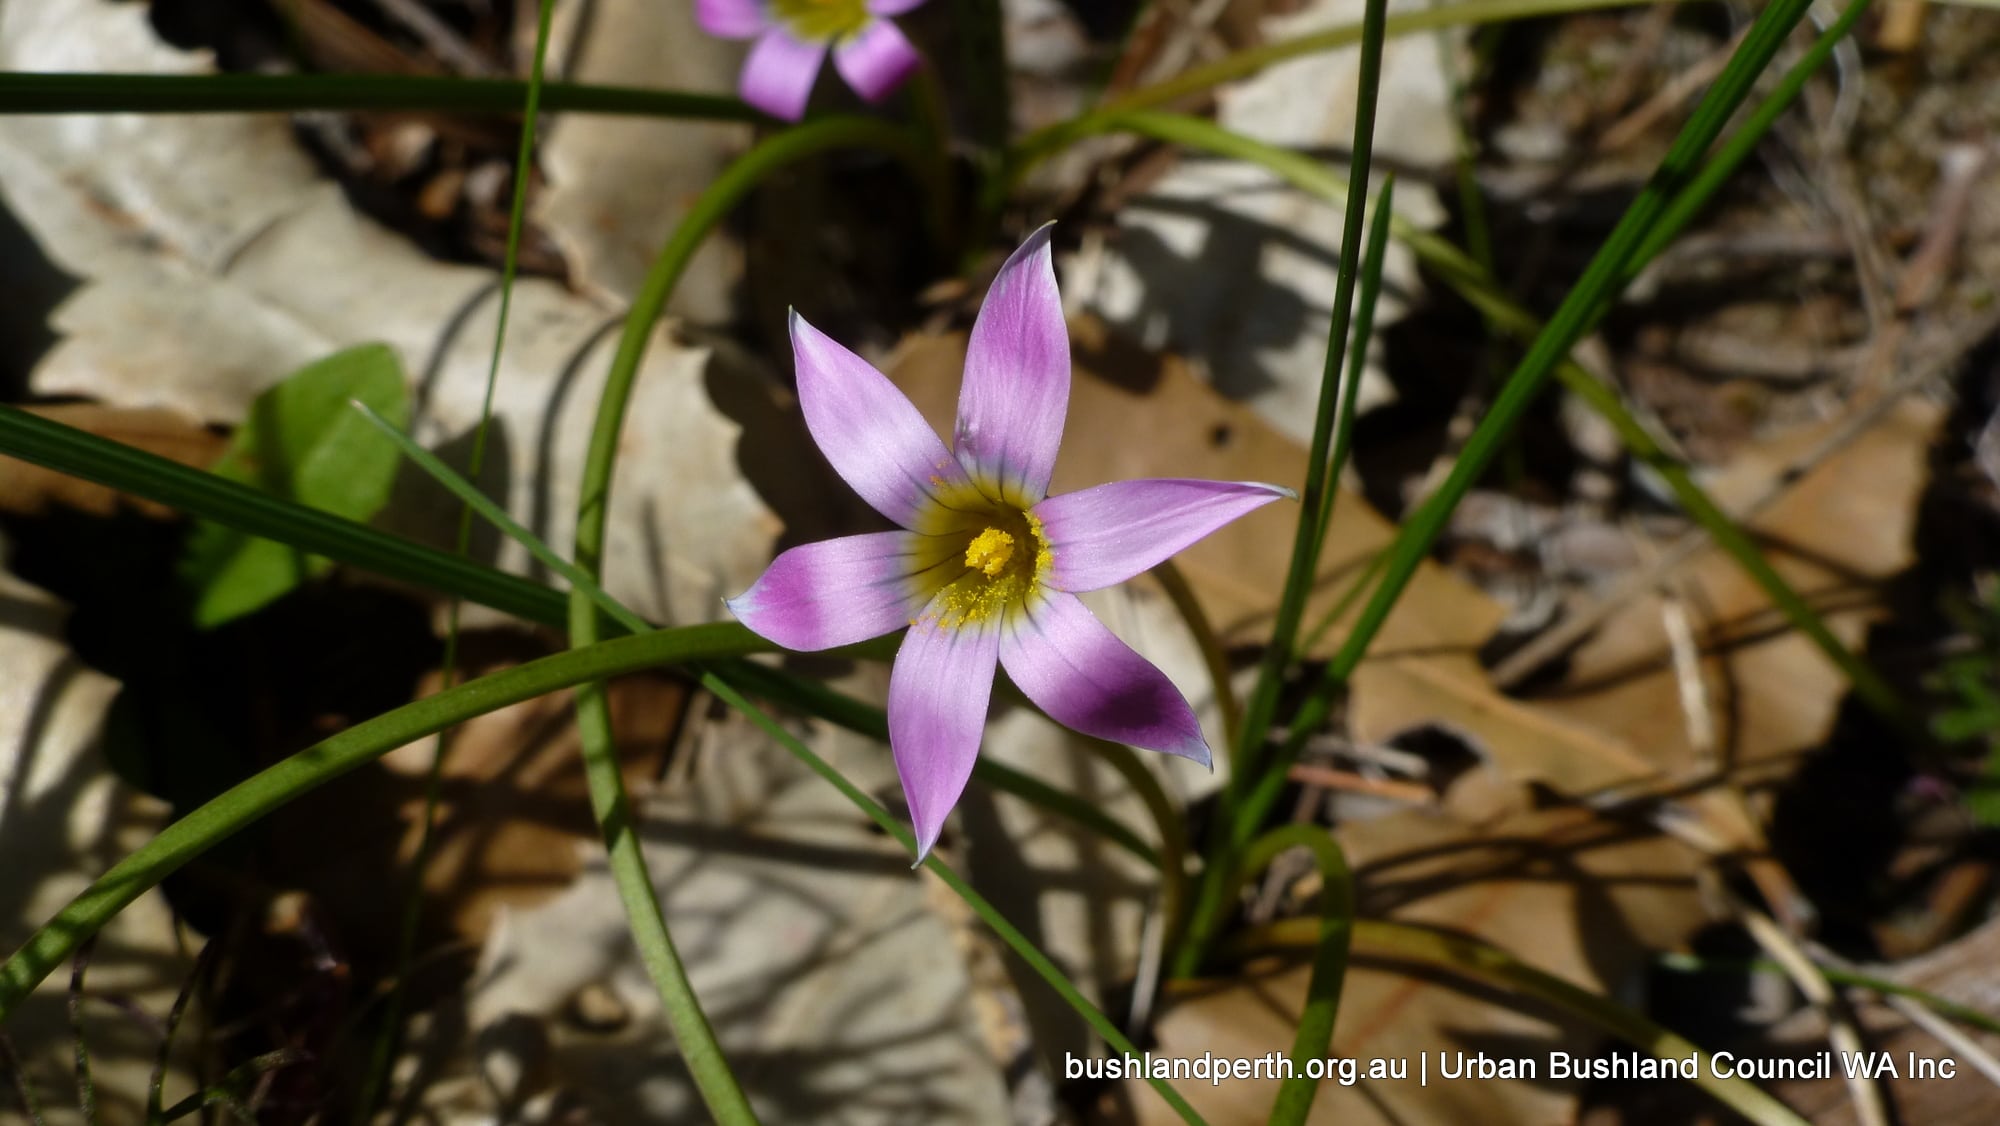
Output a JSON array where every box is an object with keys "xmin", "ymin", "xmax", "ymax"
[
  {"xmin": 727, "ymin": 227, "xmax": 1292, "ymax": 857},
  {"xmin": 698, "ymin": 0, "xmax": 927, "ymax": 121}
]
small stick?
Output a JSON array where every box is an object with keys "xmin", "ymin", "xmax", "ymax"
[{"xmin": 1739, "ymin": 907, "xmax": 1890, "ymax": 1126}]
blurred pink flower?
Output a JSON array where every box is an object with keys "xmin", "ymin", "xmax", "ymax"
[
  {"xmin": 727, "ymin": 226, "xmax": 1292, "ymax": 858},
  {"xmin": 698, "ymin": 0, "xmax": 928, "ymax": 121}
]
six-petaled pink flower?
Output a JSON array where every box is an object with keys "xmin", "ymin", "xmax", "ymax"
[
  {"xmin": 727, "ymin": 227, "xmax": 1293, "ymax": 858},
  {"xmin": 698, "ymin": 0, "xmax": 927, "ymax": 121}
]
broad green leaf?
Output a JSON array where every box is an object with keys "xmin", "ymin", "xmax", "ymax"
[{"xmin": 179, "ymin": 344, "xmax": 409, "ymax": 627}]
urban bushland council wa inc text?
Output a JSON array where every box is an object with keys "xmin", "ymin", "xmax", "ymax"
[{"xmin": 1065, "ymin": 1049, "xmax": 1958, "ymax": 1087}]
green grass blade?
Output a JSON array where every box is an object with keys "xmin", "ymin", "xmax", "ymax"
[
  {"xmin": 0, "ymin": 72, "xmax": 759, "ymax": 119},
  {"xmin": 1660, "ymin": 953, "xmax": 2000, "ymax": 1037},
  {"xmin": 0, "ymin": 404, "xmax": 570, "ymax": 627},
  {"xmin": 1005, "ymin": 0, "xmax": 1656, "ymax": 182},
  {"xmin": 1311, "ymin": 177, "xmax": 1397, "ymax": 578},
  {"xmin": 1177, "ymin": 0, "xmax": 1389, "ymax": 983},
  {"xmin": 0, "ymin": 625, "xmax": 769, "ymax": 1018},
  {"xmin": 366, "ymin": 5, "xmax": 560, "ymax": 1115},
  {"xmin": 1321, "ymin": 0, "xmax": 1818, "ymax": 698},
  {"xmin": 1233, "ymin": 826, "xmax": 1353, "ymax": 1126},
  {"xmin": 1232, "ymin": 0, "xmax": 1389, "ymax": 786}
]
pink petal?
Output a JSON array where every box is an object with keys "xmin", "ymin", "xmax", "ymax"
[
  {"xmin": 954, "ymin": 226, "xmax": 1068, "ymax": 508},
  {"xmin": 890, "ymin": 605, "xmax": 1002, "ymax": 859},
  {"xmin": 1033, "ymin": 478, "xmax": 1292, "ymax": 592},
  {"xmin": 696, "ymin": 0, "xmax": 769, "ymax": 38},
  {"xmin": 740, "ymin": 28, "xmax": 825, "ymax": 121},
  {"xmin": 1000, "ymin": 592, "xmax": 1210, "ymax": 765},
  {"xmin": 832, "ymin": 18, "xmax": 920, "ymax": 103},
  {"xmin": 791, "ymin": 310, "xmax": 976, "ymax": 530},
  {"xmin": 868, "ymin": 0, "xmax": 928, "ymax": 14},
  {"xmin": 725, "ymin": 531, "xmax": 949, "ymax": 651}
]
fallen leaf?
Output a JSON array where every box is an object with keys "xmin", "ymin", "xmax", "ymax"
[
  {"xmin": 0, "ymin": 560, "xmax": 199, "ymax": 1120},
  {"xmin": 1536, "ymin": 399, "xmax": 1943, "ymax": 791},
  {"xmin": 1122, "ymin": 803, "xmax": 1708, "ymax": 1125},
  {"xmin": 535, "ymin": 0, "xmax": 745, "ymax": 321},
  {"xmin": 456, "ymin": 719, "xmax": 1011, "ymax": 1124},
  {"xmin": 0, "ymin": 0, "xmax": 776, "ymax": 628},
  {"xmin": 1065, "ymin": 0, "xmax": 1456, "ymax": 444}
]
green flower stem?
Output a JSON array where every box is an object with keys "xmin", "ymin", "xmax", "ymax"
[
  {"xmin": 560, "ymin": 117, "xmax": 927, "ymax": 1124},
  {"xmin": 0, "ymin": 72, "xmax": 759, "ymax": 119},
  {"xmin": 1225, "ymin": 826, "xmax": 1353, "ymax": 1126},
  {"xmin": 0, "ymin": 625, "xmax": 765, "ymax": 1019},
  {"xmin": 1231, "ymin": 920, "xmax": 1811, "ymax": 1126}
]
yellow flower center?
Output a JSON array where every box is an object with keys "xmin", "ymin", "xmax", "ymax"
[
  {"xmin": 964, "ymin": 528, "xmax": 1015, "ymax": 576},
  {"xmin": 911, "ymin": 496, "xmax": 1053, "ymax": 631},
  {"xmin": 771, "ymin": 0, "xmax": 872, "ymax": 40}
]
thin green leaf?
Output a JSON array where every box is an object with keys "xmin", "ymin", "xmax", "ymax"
[
  {"xmin": 0, "ymin": 625, "xmax": 770, "ymax": 1018},
  {"xmin": 559, "ymin": 116, "xmax": 924, "ymax": 1125},
  {"xmin": 369, "ymin": 4, "xmax": 561, "ymax": 1117},
  {"xmin": 1659, "ymin": 953, "xmax": 2000, "ymax": 1037},
  {"xmin": 0, "ymin": 72, "xmax": 758, "ymax": 120},
  {"xmin": 158, "ymin": 1049, "xmax": 309, "ymax": 1124},
  {"xmin": 0, "ymin": 404, "xmax": 567, "ymax": 627},
  {"xmin": 1191, "ymin": 0, "xmax": 1390, "ymax": 984},
  {"xmin": 1311, "ymin": 177, "xmax": 1397, "ymax": 579},
  {"xmin": 1006, "ymin": 0, "xmax": 1657, "ymax": 182},
  {"xmin": 179, "ymin": 344, "xmax": 408, "ymax": 627},
  {"xmin": 1230, "ymin": 826, "xmax": 1353, "ymax": 1126}
]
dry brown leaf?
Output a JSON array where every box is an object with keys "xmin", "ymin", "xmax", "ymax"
[
  {"xmin": 1118, "ymin": 801, "xmax": 1707, "ymax": 1124},
  {"xmin": 1536, "ymin": 399, "xmax": 1943, "ymax": 791},
  {"xmin": 266, "ymin": 642, "xmax": 689, "ymax": 956},
  {"xmin": 0, "ymin": 0, "xmax": 777, "ymax": 629},
  {"xmin": 536, "ymin": 0, "xmax": 744, "ymax": 320},
  {"xmin": 0, "ymin": 564, "xmax": 199, "ymax": 1119},
  {"xmin": 0, "ymin": 405, "xmax": 223, "ymax": 518},
  {"xmin": 1762, "ymin": 915, "xmax": 2000, "ymax": 1125}
]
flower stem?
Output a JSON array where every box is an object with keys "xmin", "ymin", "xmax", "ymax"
[{"xmin": 562, "ymin": 116, "xmax": 929, "ymax": 1125}]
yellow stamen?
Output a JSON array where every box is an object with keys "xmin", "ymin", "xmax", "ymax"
[
  {"xmin": 913, "ymin": 504, "xmax": 1055, "ymax": 632},
  {"xmin": 964, "ymin": 528, "xmax": 1015, "ymax": 576},
  {"xmin": 771, "ymin": 0, "xmax": 871, "ymax": 40}
]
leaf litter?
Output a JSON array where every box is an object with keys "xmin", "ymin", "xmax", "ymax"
[{"xmin": 3, "ymin": 0, "xmax": 2000, "ymax": 1123}]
